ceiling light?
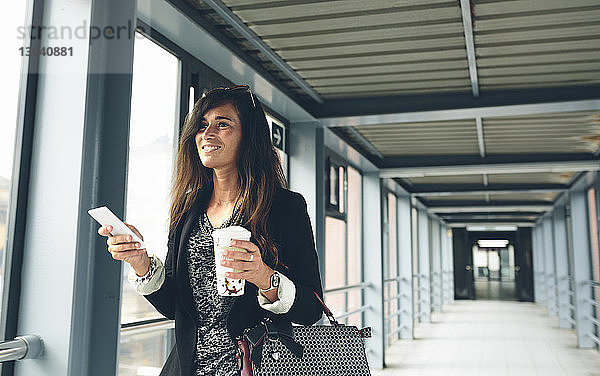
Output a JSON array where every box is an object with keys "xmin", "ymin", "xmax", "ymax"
[
  {"xmin": 493, "ymin": 225, "xmax": 518, "ymax": 231},
  {"xmin": 478, "ymin": 239, "xmax": 509, "ymax": 248},
  {"xmin": 467, "ymin": 225, "xmax": 518, "ymax": 231}
]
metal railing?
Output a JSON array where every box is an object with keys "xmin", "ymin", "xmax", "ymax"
[
  {"xmin": 324, "ymin": 282, "xmax": 370, "ymax": 295},
  {"xmin": 413, "ymin": 274, "xmax": 431, "ymax": 320},
  {"xmin": 546, "ymin": 273, "xmax": 558, "ymax": 315},
  {"xmin": 0, "ymin": 335, "xmax": 44, "ymax": 363},
  {"xmin": 582, "ymin": 280, "xmax": 600, "ymax": 347},
  {"xmin": 323, "ymin": 282, "xmax": 372, "ymax": 324},
  {"xmin": 534, "ymin": 271, "xmax": 547, "ymax": 303},
  {"xmin": 430, "ymin": 271, "xmax": 443, "ymax": 310},
  {"xmin": 121, "ymin": 318, "xmax": 174, "ymax": 334},
  {"xmin": 383, "ymin": 276, "xmax": 409, "ymax": 345},
  {"xmin": 556, "ymin": 276, "xmax": 576, "ymax": 327}
]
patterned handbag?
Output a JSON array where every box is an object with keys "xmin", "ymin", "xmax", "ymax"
[{"xmin": 240, "ymin": 291, "xmax": 372, "ymax": 376}]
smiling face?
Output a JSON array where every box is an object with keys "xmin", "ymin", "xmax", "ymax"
[{"xmin": 195, "ymin": 102, "xmax": 243, "ymax": 171}]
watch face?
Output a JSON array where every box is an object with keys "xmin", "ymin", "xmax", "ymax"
[{"xmin": 271, "ymin": 273, "xmax": 280, "ymax": 287}]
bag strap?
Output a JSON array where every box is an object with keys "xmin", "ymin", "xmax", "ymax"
[{"xmin": 312, "ymin": 291, "xmax": 342, "ymax": 326}]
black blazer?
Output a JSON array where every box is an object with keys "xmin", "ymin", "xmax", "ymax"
[{"xmin": 145, "ymin": 187, "xmax": 324, "ymax": 376}]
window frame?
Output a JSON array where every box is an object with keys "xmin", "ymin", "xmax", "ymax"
[
  {"xmin": 1, "ymin": 3, "xmax": 43, "ymax": 376},
  {"xmin": 323, "ymin": 148, "xmax": 365, "ymax": 326},
  {"xmin": 325, "ymin": 153, "xmax": 347, "ymax": 220}
]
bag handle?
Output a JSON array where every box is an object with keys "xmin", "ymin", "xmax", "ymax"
[{"xmin": 312, "ymin": 291, "xmax": 342, "ymax": 326}]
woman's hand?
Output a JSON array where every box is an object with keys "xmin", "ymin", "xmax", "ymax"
[
  {"xmin": 98, "ymin": 223, "xmax": 150, "ymax": 276},
  {"xmin": 221, "ymin": 239, "xmax": 276, "ymax": 299}
]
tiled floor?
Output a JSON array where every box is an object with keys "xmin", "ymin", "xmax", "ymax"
[
  {"xmin": 474, "ymin": 280, "xmax": 516, "ymax": 301},
  {"xmin": 371, "ymin": 300, "xmax": 600, "ymax": 376}
]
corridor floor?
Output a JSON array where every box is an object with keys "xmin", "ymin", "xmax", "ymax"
[{"xmin": 371, "ymin": 300, "xmax": 600, "ymax": 376}]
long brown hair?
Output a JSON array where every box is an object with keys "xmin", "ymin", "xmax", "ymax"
[{"xmin": 169, "ymin": 86, "xmax": 287, "ymax": 266}]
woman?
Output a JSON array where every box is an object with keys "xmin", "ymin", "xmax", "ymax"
[{"xmin": 98, "ymin": 85, "xmax": 324, "ymax": 376}]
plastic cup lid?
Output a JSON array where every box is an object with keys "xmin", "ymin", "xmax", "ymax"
[{"xmin": 212, "ymin": 225, "xmax": 251, "ymax": 241}]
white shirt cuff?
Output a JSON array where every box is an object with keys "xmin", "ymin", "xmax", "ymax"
[
  {"xmin": 257, "ymin": 272, "xmax": 296, "ymax": 314},
  {"xmin": 127, "ymin": 255, "xmax": 165, "ymax": 295}
]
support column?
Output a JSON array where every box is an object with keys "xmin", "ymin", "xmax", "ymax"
[
  {"xmin": 569, "ymin": 190, "xmax": 595, "ymax": 348},
  {"xmin": 440, "ymin": 224, "xmax": 452, "ymax": 305},
  {"xmin": 289, "ymin": 123, "xmax": 325, "ymax": 281},
  {"xmin": 553, "ymin": 205, "xmax": 573, "ymax": 328},
  {"xmin": 533, "ymin": 225, "xmax": 546, "ymax": 304},
  {"xmin": 446, "ymin": 227, "xmax": 455, "ymax": 302},
  {"xmin": 417, "ymin": 210, "xmax": 431, "ymax": 322},
  {"xmin": 543, "ymin": 217, "xmax": 558, "ymax": 316},
  {"xmin": 430, "ymin": 220, "xmax": 442, "ymax": 312},
  {"xmin": 397, "ymin": 196, "xmax": 413, "ymax": 339},
  {"xmin": 363, "ymin": 173, "xmax": 384, "ymax": 368}
]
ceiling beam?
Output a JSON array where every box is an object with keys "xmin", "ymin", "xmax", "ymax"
[
  {"xmin": 380, "ymin": 160, "xmax": 600, "ymax": 178},
  {"xmin": 346, "ymin": 127, "xmax": 384, "ymax": 159},
  {"xmin": 475, "ymin": 117, "xmax": 485, "ymax": 157},
  {"xmin": 444, "ymin": 216, "xmax": 539, "ymax": 221},
  {"xmin": 409, "ymin": 183, "xmax": 569, "ymax": 192},
  {"xmin": 424, "ymin": 199, "xmax": 552, "ymax": 207},
  {"xmin": 201, "ymin": 0, "xmax": 324, "ymax": 104},
  {"xmin": 320, "ymin": 99, "xmax": 600, "ymax": 127},
  {"xmin": 448, "ymin": 222, "xmax": 535, "ymax": 228},
  {"xmin": 383, "ymin": 153, "xmax": 596, "ymax": 168},
  {"xmin": 429, "ymin": 205, "xmax": 553, "ymax": 213},
  {"xmin": 445, "ymin": 218, "xmax": 536, "ymax": 223},
  {"xmin": 415, "ymin": 188, "xmax": 566, "ymax": 197},
  {"xmin": 439, "ymin": 211, "xmax": 542, "ymax": 218},
  {"xmin": 309, "ymin": 85, "xmax": 600, "ymax": 118},
  {"xmin": 460, "ymin": 0, "xmax": 479, "ymax": 98}
]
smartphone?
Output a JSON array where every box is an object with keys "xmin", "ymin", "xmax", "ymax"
[{"xmin": 88, "ymin": 206, "xmax": 145, "ymax": 248}]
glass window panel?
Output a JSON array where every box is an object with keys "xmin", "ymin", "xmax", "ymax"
[
  {"xmin": 326, "ymin": 166, "xmax": 363, "ymax": 326},
  {"xmin": 329, "ymin": 164, "xmax": 339, "ymax": 208},
  {"xmin": 346, "ymin": 312, "xmax": 362, "ymax": 329},
  {"xmin": 325, "ymin": 216, "xmax": 346, "ymax": 290},
  {"xmin": 346, "ymin": 288, "xmax": 362, "ymax": 313},
  {"xmin": 121, "ymin": 33, "xmax": 179, "ymax": 325},
  {"xmin": 346, "ymin": 166, "xmax": 362, "ymax": 286},
  {"xmin": 411, "ymin": 208, "xmax": 419, "ymax": 324},
  {"xmin": 387, "ymin": 193, "xmax": 398, "ymax": 341},
  {"xmin": 324, "ymin": 292, "xmax": 345, "ymax": 321},
  {"xmin": 388, "ymin": 193, "xmax": 397, "ymax": 278},
  {"xmin": 0, "ymin": 2, "xmax": 28, "ymax": 318},
  {"xmin": 188, "ymin": 86, "xmax": 195, "ymax": 114},
  {"xmin": 119, "ymin": 327, "xmax": 172, "ymax": 376},
  {"xmin": 338, "ymin": 166, "xmax": 345, "ymax": 214}
]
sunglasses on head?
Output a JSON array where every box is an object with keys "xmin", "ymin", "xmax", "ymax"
[{"xmin": 202, "ymin": 84, "xmax": 256, "ymax": 108}]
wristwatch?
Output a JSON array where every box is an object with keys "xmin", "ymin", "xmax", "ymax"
[{"xmin": 259, "ymin": 271, "xmax": 280, "ymax": 293}]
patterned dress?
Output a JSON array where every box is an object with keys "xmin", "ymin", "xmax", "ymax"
[{"xmin": 186, "ymin": 207, "xmax": 242, "ymax": 376}]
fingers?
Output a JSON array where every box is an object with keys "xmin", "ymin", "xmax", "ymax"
[
  {"xmin": 110, "ymin": 248, "xmax": 147, "ymax": 261},
  {"xmin": 223, "ymin": 249, "xmax": 255, "ymax": 262},
  {"xmin": 98, "ymin": 225, "xmax": 113, "ymax": 236},
  {"xmin": 106, "ymin": 234, "xmax": 137, "ymax": 246},
  {"xmin": 107, "ymin": 238, "xmax": 146, "ymax": 260},
  {"xmin": 221, "ymin": 240, "xmax": 269, "ymax": 284},
  {"xmin": 108, "ymin": 241, "xmax": 143, "ymax": 253},
  {"xmin": 226, "ymin": 271, "xmax": 250, "ymax": 280},
  {"xmin": 221, "ymin": 258, "xmax": 257, "ymax": 272},
  {"xmin": 230, "ymin": 239, "xmax": 259, "ymax": 253},
  {"xmin": 98, "ymin": 224, "xmax": 146, "ymax": 262},
  {"xmin": 124, "ymin": 223, "xmax": 144, "ymax": 241}
]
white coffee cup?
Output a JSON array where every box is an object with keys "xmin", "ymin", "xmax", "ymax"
[{"xmin": 212, "ymin": 226, "xmax": 252, "ymax": 296}]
